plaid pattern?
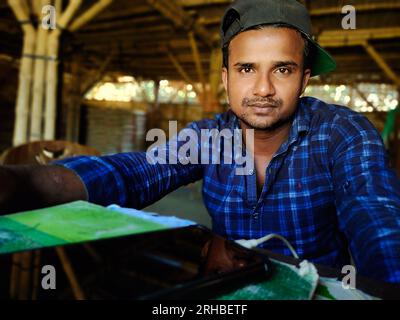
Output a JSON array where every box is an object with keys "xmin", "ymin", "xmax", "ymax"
[{"xmin": 56, "ymin": 97, "xmax": 400, "ymax": 283}]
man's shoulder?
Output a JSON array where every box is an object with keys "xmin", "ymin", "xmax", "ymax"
[
  {"xmin": 302, "ymin": 97, "xmax": 384, "ymax": 150},
  {"xmin": 303, "ymin": 96, "xmax": 378, "ymax": 135}
]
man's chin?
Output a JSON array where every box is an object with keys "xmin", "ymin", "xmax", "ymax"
[
  {"xmin": 239, "ymin": 113, "xmax": 293, "ymax": 131},
  {"xmin": 240, "ymin": 115, "xmax": 277, "ymax": 130}
]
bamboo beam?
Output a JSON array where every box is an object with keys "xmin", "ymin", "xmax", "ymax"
[
  {"xmin": 80, "ymin": 50, "xmax": 115, "ymax": 96},
  {"xmin": 354, "ymin": 86, "xmax": 377, "ymax": 110},
  {"xmin": 188, "ymin": 31, "xmax": 205, "ymax": 95},
  {"xmin": 177, "ymin": 0, "xmax": 229, "ymax": 5},
  {"xmin": 166, "ymin": 49, "xmax": 194, "ymax": 86},
  {"xmin": 69, "ymin": 0, "xmax": 113, "ymax": 32},
  {"xmin": 91, "ymin": 4, "xmax": 150, "ymax": 20},
  {"xmin": 8, "ymin": 0, "xmax": 36, "ymax": 146},
  {"xmin": 319, "ymin": 27, "xmax": 400, "ymax": 47},
  {"xmin": 146, "ymin": 0, "xmax": 213, "ymax": 47},
  {"xmin": 363, "ymin": 41, "xmax": 400, "ymax": 87},
  {"xmin": 194, "ymin": 2, "xmax": 400, "ymax": 25},
  {"xmin": 311, "ymin": 2, "xmax": 400, "ymax": 16}
]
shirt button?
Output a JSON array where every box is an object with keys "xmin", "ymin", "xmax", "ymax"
[{"xmin": 253, "ymin": 212, "xmax": 259, "ymax": 219}]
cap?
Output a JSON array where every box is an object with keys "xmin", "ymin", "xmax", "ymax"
[{"xmin": 220, "ymin": 0, "xmax": 336, "ymax": 76}]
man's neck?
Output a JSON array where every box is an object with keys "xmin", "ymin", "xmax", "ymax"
[{"xmin": 240, "ymin": 120, "xmax": 292, "ymax": 157}]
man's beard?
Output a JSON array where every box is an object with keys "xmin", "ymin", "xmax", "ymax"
[{"xmin": 236, "ymin": 97, "xmax": 295, "ymax": 131}]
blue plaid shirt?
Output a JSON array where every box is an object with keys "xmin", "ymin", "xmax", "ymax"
[{"xmin": 56, "ymin": 97, "xmax": 400, "ymax": 284}]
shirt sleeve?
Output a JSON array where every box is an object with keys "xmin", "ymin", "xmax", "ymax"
[
  {"xmin": 330, "ymin": 113, "xmax": 400, "ymax": 284},
  {"xmin": 54, "ymin": 122, "xmax": 204, "ymax": 209}
]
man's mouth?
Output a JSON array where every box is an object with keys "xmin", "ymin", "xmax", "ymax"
[{"xmin": 248, "ymin": 104, "xmax": 277, "ymax": 115}]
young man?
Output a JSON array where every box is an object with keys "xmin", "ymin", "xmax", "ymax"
[{"xmin": 1, "ymin": 0, "xmax": 399, "ymax": 283}]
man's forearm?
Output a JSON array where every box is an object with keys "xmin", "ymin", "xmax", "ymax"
[{"xmin": 0, "ymin": 165, "xmax": 87, "ymax": 214}]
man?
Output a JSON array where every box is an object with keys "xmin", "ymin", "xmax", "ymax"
[{"xmin": 1, "ymin": 0, "xmax": 399, "ymax": 284}]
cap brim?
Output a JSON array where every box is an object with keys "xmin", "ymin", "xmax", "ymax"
[{"xmin": 309, "ymin": 41, "xmax": 337, "ymax": 77}]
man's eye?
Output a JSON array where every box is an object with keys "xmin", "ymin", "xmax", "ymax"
[
  {"xmin": 276, "ymin": 67, "xmax": 291, "ymax": 74},
  {"xmin": 240, "ymin": 67, "xmax": 253, "ymax": 73}
]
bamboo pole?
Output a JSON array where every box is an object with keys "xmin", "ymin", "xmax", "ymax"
[
  {"xmin": 166, "ymin": 48, "xmax": 202, "ymax": 99},
  {"xmin": 31, "ymin": 250, "xmax": 42, "ymax": 300},
  {"xmin": 55, "ymin": 0, "xmax": 62, "ymax": 17},
  {"xmin": 208, "ymin": 46, "xmax": 222, "ymax": 112},
  {"xmin": 45, "ymin": 0, "xmax": 113, "ymax": 140},
  {"xmin": 188, "ymin": 31, "xmax": 205, "ymax": 95},
  {"xmin": 66, "ymin": 61, "xmax": 81, "ymax": 141},
  {"xmin": 55, "ymin": 247, "xmax": 86, "ymax": 300},
  {"xmin": 69, "ymin": 0, "xmax": 113, "ymax": 32},
  {"xmin": 8, "ymin": 0, "xmax": 36, "ymax": 146},
  {"xmin": 18, "ymin": 251, "xmax": 33, "ymax": 299},
  {"xmin": 44, "ymin": 0, "xmax": 83, "ymax": 140},
  {"xmin": 30, "ymin": 0, "xmax": 50, "ymax": 141},
  {"xmin": 9, "ymin": 252, "xmax": 21, "ymax": 299},
  {"xmin": 31, "ymin": 0, "xmax": 42, "ymax": 16}
]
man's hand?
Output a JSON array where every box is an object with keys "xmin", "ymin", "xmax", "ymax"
[{"xmin": 0, "ymin": 165, "xmax": 87, "ymax": 215}]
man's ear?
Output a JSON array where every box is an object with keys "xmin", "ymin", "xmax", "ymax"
[
  {"xmin": 222, "ymin": 67, "xmax": 228, "ymax": 92},
  {"xmin": 222, "ymin": 67, "xmax": 229, "ymax": 103},
  {"xmin": 301, "ymin": 68, "xmax": 311, "ymax": 95}
]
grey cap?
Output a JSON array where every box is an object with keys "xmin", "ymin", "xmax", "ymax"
[{"xmin": 220, "ymin": 0, "xmax": 336, "ymax": 76}]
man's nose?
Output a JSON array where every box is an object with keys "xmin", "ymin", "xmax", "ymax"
[{"xmin": 253, "ymin": 72, "xmax": 275, "ymax": 97}]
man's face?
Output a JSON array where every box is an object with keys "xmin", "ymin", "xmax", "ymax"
[{"xmin": 222, "ymin": 27, "xmax": 311, "ymax": 130}]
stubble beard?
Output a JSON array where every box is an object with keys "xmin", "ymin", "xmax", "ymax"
[{"xmin": 235, "ymin": 97, "xmax": 296, "ymax": 132}]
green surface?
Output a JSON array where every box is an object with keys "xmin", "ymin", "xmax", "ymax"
[
  {"xmin": 218, "ymin": 260, "xmax": 319, "ymax": 300},
  {"xmin": 0, "ymin": 201, "xmax": 170, "ymax": 254},
  {"xmin": 315, "ymin": 284, "xmax": 336, "ymax": 300}
]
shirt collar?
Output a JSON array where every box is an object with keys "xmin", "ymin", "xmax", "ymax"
[{"xmin": 287, "ymin": 97, "xmax": 311, "ymax": 144}]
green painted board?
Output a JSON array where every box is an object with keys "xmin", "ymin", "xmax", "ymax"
[{"xmin": 0, "ymin": 201, "xmax": 170, "ymax": 255}]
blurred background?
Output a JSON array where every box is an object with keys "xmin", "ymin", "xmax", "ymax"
[{"xmin": 0, "ymin": 0, "xmax": 399, "ymax": 227}]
